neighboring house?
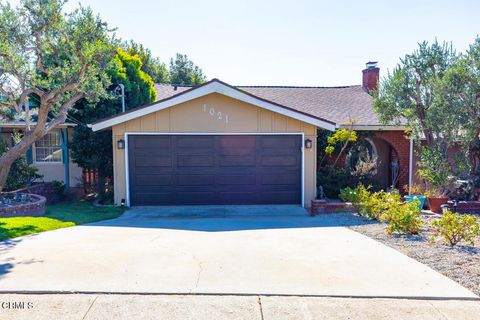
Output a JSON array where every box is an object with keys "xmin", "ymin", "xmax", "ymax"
[
  {"xmin": 92, "ymin": 62, "xmax": 416, "ymax": 208},
  {"xmin": 0, "ymin": 122, "xmax": 83, "ymax": 192}
]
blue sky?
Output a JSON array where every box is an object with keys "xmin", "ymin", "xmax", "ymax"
[{"xmin": 19, "ymin": 0, "xmax": 480, "ymax": 85}]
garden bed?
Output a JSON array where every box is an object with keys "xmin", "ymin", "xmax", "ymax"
[
  {"xmin": 0, "ymin": 193, "xmax": 46, "ymax": 217},
  {"xmin": 346, "ymin": 213, "xmax": 480, "ymax": 296}
]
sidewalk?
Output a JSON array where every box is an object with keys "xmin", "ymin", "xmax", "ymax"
[{"xmin": 0, "ymin": 294, "xmax": 479, "ymax": 320}]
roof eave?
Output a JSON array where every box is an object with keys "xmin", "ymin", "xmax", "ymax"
[{"xmin": 91, "ymin": 79, "xmax": 337, "ymax": 132}]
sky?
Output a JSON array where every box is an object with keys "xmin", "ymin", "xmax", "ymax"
[{"xmin": 12, "ymin": 0, "xmax": 480, "ymax": 86}]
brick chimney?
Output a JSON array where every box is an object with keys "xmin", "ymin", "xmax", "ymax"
[{"xmin": 362, "ymin": 61, "xmax": 379, "ymax": 93}]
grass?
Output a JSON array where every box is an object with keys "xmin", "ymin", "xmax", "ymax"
[{"xmin": 0, "ymin": 201, "xmax": 124, "ymax": 241}]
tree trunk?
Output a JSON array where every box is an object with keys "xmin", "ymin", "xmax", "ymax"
[{"xmin": 0, "ymin": 129, "xmax": 46, "ymax": 192}]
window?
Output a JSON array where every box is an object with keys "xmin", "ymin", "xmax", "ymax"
[{"xmin": 34, "ymin": 131, "xmax": 63, "ymax": 163}]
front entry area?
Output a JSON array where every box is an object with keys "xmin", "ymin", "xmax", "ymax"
[{"xmin": 127, "ymin": 134, "xmax": 302, "ymax": 206}]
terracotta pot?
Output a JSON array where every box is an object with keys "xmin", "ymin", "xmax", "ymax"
[{"xmin": 428, "ymin": 196, "xmax": 449, "ymax": 213}]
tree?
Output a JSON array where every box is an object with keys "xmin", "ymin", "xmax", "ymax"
[
  {"xmin": 169, "ymin": 53, "xmax": 206, "ymax": 86},
  {"xmin": 0, "ymin": 0, "xmax": 115, "ymax": 191},
  {"xmin": 124, "ymin": 41, "xmax": 169, "ymax": 83},
  {"xmin": 70, "ymin": 48, "xmax": 156, "ymax": 198},
  {"xmin": 441, "ymin": 37, "xmax": 480, "ymax": 177},
  {"xmin": 373, "ymin": 41, "xmax": 458, "ymax": 148}
]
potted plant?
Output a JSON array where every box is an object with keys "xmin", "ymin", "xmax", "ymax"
[
  {"xmin": 404, "ymin": 184, "xmax": 426, "ymax": 210},
  {"xmin": 417, "ymin": 147, "xmax": 452, "ymax": 213}
]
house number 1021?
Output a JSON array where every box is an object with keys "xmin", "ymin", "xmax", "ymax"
[
  {"xmin": 203, "ymin": 104, "xmax": 228, "ymax": 123},
  {"xmin": 203, "ymin": 104, "xmax": 229, "ymax": 124}
]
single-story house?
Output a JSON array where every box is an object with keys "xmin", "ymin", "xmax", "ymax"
[
  {"xmin": 0, "ymin": 122, "xmax": 83, "ymax": 192},
  {"xmin": 91, "ymin": 62, "xmax": 417, "ymax": 208}
]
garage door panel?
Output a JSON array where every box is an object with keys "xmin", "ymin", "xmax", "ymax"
[
  {"xmin": 177, "ymin": 155, "xmax": 215, "ymax": 167},
  {"xmin": 134, "ymin": 156, "xmax": 172, "ymax": 167},
  {"xmin": 134, "ymin": 136, "xmax": 171, "ymax": 149},
  {"xmin": 219, "ymin": 155, "xmax": 256, "ymax": 166},
  {"xmin": 261, "ymin": 155, "xmax": 298, "ymax": 166},
  {"xmin": 261, "ymin": 136, "xmax": 298, "ymax": 148},
  {"xmin": 128, "ymin": 134, "xmax": 301, "ymax": 205},
  {"xmin": 215, "ymin": 174, "xmax": 256, "ymax": 185},
  {"xmin": 177, "ymin": 136, "xmax": 214, "ymax": 148},
  {"xmin": 135, "ymin": 175, "xmax": 174, "ymax": 186},
  {"xmin": 262, "ymin": 173, "xmax": 299, "ymax": 185},
  {"xmin": 177, "ymin": 175, "xmax": 215, "ymax": 186}
]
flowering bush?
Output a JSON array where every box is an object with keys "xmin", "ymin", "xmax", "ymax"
[
  {"xmin": 430, "ymin": 211, "xmax": 480, "ymax": 246},
  {"xmin": 380, "ymin": 200, "xmax": 423, "ymax": 235}
]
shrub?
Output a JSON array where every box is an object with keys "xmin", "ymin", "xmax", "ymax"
[
  {"xmin": 317, "ymin": 165, "xmax": 353, "ymax": 198},
  {"xmin": 430, "ymin": 211, "xmax": 480, "ymax": 246},
  {"xmin": 362, "ymin": 190, "xmax": 402, "ymax": 220},
  {"xmin": 380, "ymin": 200, "xmax": 423, "ymax": 235},
  {"xmin": 340, "ymin": 184, "xmax": 402, "ymax": 220}
]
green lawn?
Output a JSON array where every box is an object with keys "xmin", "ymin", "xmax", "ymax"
[{"xmin": 0, "ymin": 201, "xmax": 124, "ymax": 241}]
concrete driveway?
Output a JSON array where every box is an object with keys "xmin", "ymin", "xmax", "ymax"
[{"xmin": 0, "ymin": 206, "xmax": 476, "ymax": 299}]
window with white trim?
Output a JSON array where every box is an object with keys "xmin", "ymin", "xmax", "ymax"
[{"xmin": 34, "ymin": 131, "xmax": 63, "ymax": 163}]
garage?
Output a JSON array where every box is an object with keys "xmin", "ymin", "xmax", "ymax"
[{"xmin": 127, "ymin": 134, "xmax": 302, "ymax": 205}]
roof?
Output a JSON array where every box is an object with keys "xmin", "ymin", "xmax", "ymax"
[
  {"xmin": 91, "ymin": 79, "xmax": 403, "ymax": 132},
  {"xmin": 154, "ymin": 83, "xmax": 383, "ymax": 126}
]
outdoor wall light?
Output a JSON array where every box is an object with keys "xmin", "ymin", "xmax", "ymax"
[
  {"xmin": 117, "ymin": 139, "xmax": 125, "ymax": 150},
  {"xmin": 304, "ymin": 139, "xmax": 313, "ymax": 149}
]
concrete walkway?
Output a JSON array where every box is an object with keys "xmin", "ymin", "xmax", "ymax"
[
  {"xmin": 0, "ymin": 207, "xmax": 476, "ymax": 299},
  {"xmin": 0, "ymin": 294, "xmax": 479, "ymax": 320}
]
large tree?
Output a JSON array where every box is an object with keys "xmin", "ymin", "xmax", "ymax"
[
  {"xmin": 70, "ymin": 48, "xmax": 156, "ymax": 195},
  {"xmin": 441, "ymin": 37, "xmax": 480, "ymax": 177},
  {"xmin": 0, "ymin": 0, "xmax": 115, "ymax": 191},
  {"xmin": 169, "ymin": 53, "xmax": 206, "ymax": 86},
  {"xmin": 373, "ymin": 41, "xmax": 458, "ymax": 148}
]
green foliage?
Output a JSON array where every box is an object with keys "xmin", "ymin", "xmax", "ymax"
[
  {"xmin": 417, "ymin": 146, "xmax": 452, "ymax": 196},
  {"xmin": 341, "ymin": 184, "xmax": 422, "ymax": 234},
  {"xmin": 124, "ymin": 40, "xmax": 169, "ymax": 83},
  {"xmin": 380, "ymin": 200, "xmax": 423, "ymax": 235},
  {"xmin": 0, "ymin": 139, "xmax": 42, "ymax": 192},
  {"xmin": 0, "ymin": 0, "xmax": 116, "ymax": 190},
  {"xmin": 50, "ymin": 180, "xmax": 66, "ymax": 198},
  {"xmin": 430, "ymin": 211, "xmax": 480, "ymax": 246},
  {"xmin": 325, "ymin": 129, "xmax": 358, "ymax": 155},
  {"xmin": 169, "ymin": 53, "xmax": 206, "ymax": 86},
  {"xmin": 70, "ymin": 48, "xmax": 157, "ymax": 190},
  {"xmin": 317, "ymin": 165, "xmax": 352, "ymax": 198},
  {"xmin": 373, "ymin": 40, "xmax": 458, "ymax": 145},
  {"xmin": 339, "ymin": 184, "xmax": 371, "ymax": 206},
  {"xmin": 341, "ymin": 184, "xmax": 403, "ymax": 220}
]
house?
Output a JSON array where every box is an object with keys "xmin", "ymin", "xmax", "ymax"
[
  {"xmin": 92, "ymin": 62, "xmax": 416, "ymax": 208},
  {"xmin": 0, "ymin": 122, "xmax": 83, "ymax": 192}
]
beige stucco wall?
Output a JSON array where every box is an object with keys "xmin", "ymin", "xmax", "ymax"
[{"xmin": 111, "ymin": 93, "xmax": 318, "ymax": 206}]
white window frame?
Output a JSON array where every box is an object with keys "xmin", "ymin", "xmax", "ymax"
[{"xmin": 33, "ymin": 130, "xmax": 63, "ymax": 164}]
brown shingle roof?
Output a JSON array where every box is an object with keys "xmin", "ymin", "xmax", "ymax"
[{"xmin": 154, "ymin": 83, "xmax": 381, "ymax": 126}]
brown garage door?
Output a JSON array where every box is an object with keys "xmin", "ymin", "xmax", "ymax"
[{"xmin": 127, "ymin": 134, "xmax": 302, "ymax": 205}]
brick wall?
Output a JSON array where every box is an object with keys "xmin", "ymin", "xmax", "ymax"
[{"xmin": 0, "ymin": 194, "xmax": 46, "ymax": 217}]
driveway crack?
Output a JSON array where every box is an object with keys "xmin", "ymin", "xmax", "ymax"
[
  {"xmin": 257, "ymin": 296, "xmax": 265, "ymax": 320},
  {"xmin": 82, "ymin": 295, "xmax": 99, "ymax": 320},
  {"xmin": 190, "ymin": 255, "xmax": 203, "ymax": 294}
]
